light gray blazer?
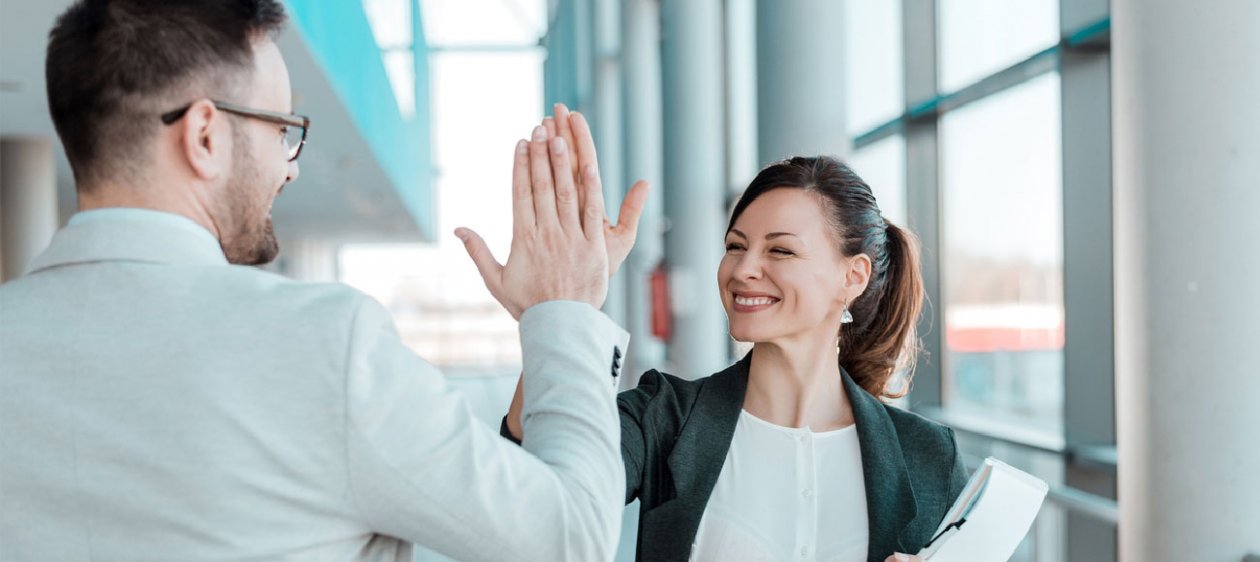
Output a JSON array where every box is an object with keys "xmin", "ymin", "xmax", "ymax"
[{"xmin": 0, "ymin": 211, "xmax": 628, "ymax": 562}]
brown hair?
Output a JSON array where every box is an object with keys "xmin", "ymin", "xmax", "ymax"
[
  {"xmin": 728, "ymin": 156, "xmax": 924, "ymax": 399},
  {"xmin": 45, "ymin": 0, "xmax": 287, "ymax": 187}
]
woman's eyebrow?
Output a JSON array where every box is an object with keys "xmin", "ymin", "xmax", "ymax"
[
  {"xmin": 765, "ymin": 232, "xmax": 800, "ymax": 240},
  {"xmin": 727, "ymin": 229, "xmax": 801, "ymax": 240}
]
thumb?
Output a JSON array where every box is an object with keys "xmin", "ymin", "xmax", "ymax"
[
  {"xmin": 615, "ymin": 180, "xmax": 651, "ymax": 236},
  {"xmin": 455, "ymin": 227, "xmax": 503, "ymax": 295}
]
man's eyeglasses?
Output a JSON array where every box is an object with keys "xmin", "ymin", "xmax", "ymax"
[{"xmin": 161, "ymin": 100, "xmax": 310, "ymax": 162}]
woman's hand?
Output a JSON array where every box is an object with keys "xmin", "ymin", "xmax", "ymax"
[
  {"xmin": 543, "ymin": 103, "xmax": 650, "ymax": 278},
  {"xmin": 456, "ymin": 126, "xmax": 610, "ymax": 320},
  {"xmin": 884, "ymin": 554, "xmax": 925, "ymax": 562}
]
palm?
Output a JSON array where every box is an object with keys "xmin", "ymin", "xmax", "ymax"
[{"xmin": 544, "ymin": 105, "xmax": 649, "ymax": 278}]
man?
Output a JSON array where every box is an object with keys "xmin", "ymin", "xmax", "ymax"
[{"xmin": 0, "ymin": 1, "xmax": 634, "ymax": 560}]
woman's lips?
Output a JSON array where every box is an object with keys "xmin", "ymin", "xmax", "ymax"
[{"xmin": 732, "ymin": 293, "xmax": 780, "ymax": 313}]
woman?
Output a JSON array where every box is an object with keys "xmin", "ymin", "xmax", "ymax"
[{"xmin": 489, "ymin": 108, "xmax": 965, "ymax": 562}]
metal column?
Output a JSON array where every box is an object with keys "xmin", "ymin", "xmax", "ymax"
[
  {"xmin": 755, "ymin": 0, "xmax": 849, "ymax": 164},
  {"xmin": 901, "ymin": 0, "xmax": 944, "ymax": 409},
  {"xmin": 660, "ymin": 0, "xmax": 728, "ymax": 378},
  {"xmin": 1060, "ymin": 0, "xmax": 1117, "ymax": 559},
  {"xmin": 621, "ymin": 0, "xmax": 667, "ymax": 385},
  {"xmin": 0, "ymin": 137, "xmax": 59, "ymax": 281},
  {"xmin": 591, "ymin": 0, "xmax": 627, "ymax": 326},
  {"xmin": 1113, "ymin": 0, "xmax": 1260, "ymax": 558}
]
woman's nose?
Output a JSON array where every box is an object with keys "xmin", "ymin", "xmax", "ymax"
[{"xmin": 733, "ymin": 253, "xmax": 763, "ymax": 280}]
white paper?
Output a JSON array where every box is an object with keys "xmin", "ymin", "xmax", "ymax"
[{"xmin": 918, "ymin": 457, "xmax": 1048, "ymax": 562}]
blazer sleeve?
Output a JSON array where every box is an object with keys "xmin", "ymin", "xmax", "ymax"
[
  {"xmin": 945, "ymin": 427, "xmax": 969, "ymax": 501},
  {"xmin": 343, "ymin": 297, "xmax": 629, "ymax": 562},
  {"xmin": 503, "ymin": 368, "xmax": 679, "ymax": 506},
  {"xmin": 616, "ymin": 370, "xmax": 682, "ymax": 505}
]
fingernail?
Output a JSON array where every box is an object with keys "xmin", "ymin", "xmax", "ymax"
[
  {"xmin": 543, "ymin": 116, "xmax": 553, "ymax": 127},
  {"xmin": 532, "ymin": 126, "xmax": 545, "ymax": 141},
  {"xmin": 516, "ymin": 139, "xmax": 527, "ymax": 153},
  {"xmin": 551, "ymin": 136, "xmax": 566, "ymax": 153}
]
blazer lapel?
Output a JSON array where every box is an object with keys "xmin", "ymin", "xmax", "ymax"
[
  {"xmin": 643, "ymin": 355, "xmax": 749, "ymax": 561},
  {"xmin": 843, "ymin": 371, "xmax": 919, "ymax": 561},
  {"xmin": 665, "ymin": 355, "xmax": 749, "ymax": 498},
  {"xmin": 640, "ymin": 358, "xmax": 921, "ymax": 562}
]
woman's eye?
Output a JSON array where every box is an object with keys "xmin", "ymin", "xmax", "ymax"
[
  {"xmin": 725, "ymin": 243, "xmax": 745, "ymax": 252},
  {"xmin": 770, "ymin": 247, "xmax": 795, "ymax": 256}
]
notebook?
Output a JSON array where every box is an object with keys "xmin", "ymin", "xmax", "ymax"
[{"xmin": 917, "ymin": 457, "xmax": 1049, "ymax": 562}]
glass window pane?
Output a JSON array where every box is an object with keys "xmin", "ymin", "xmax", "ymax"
[
  {"xmin": 363, "ymin": 0, "xmax": 417, "ymax": 117},
  {"xmin": 847, "ymin": 134, "xmax": 907, "ymax": 228},
  {"xmin": 954, "ymin": 433, "xmax": 1069, "ymax": 561},
  {"xmin": 363, "ymin": 0, "xmax": 413, "ymax": 48},
  {"xmin": 383, "ymin": 51, "xmax": 416, "ymax": 118},
  {"xmin": 937, "ymin": 0, "xmax": 1059, "ymax": 92},
  {"xmin": 940, "ymin": 73, "xmax": 1063, "ymax": 433},
  {"xmin": 421, "ymin": 0, "xmax": 546, "ymax": 47},
  {"xmin": 845, "ymin": 0, "xmax": 903, "ymax": 134}
]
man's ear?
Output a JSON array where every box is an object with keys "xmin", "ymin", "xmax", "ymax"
[{"xmin": 178, "ymin": 99, "xmax": 228, "ymax": 182}]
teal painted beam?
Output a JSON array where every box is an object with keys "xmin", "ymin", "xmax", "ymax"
[
  {"xmin": 282, "ymin": 0, "xmax": 434, "ymax": 240},
  {"xmin": 1065, "ymin": 16, "xmax": 1110, "ymax": 48}
]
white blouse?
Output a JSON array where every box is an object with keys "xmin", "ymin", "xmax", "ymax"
[{"xmin": 690, "ymin": 410, "xmax": 868, "ymax": 562}]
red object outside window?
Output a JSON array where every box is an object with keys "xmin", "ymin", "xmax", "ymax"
[{"xmin": 650, "ymin": 263, "xmax": 671, "ymax": 341}]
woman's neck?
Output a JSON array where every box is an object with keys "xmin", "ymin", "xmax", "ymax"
[{"xmin": 743, "ymin": 339, "xmax": 854, "ymax": 431}]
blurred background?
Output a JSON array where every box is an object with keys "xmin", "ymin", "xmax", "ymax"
[{"xmin": 2, "ymin": 1, "xmax": 1256, "ymax": 561}]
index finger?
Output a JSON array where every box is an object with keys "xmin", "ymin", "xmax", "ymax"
[
  {"xmin": 528, "ymin": 125, "xmax": 560, "ymax": 228},
  {"xmin": 570, "ymin": 112, "xmax": 602, "ymax": 190},
  {"xmin": 554, "ymin": 103, "xmax": 579, "ymax": 177},
  {"xmin": 510, "ymin": 139, "xmax": 534, "ymax": 234},
  {"xmin": 580, "ymin": 162, "xmax": 607, "ymax": 242}
]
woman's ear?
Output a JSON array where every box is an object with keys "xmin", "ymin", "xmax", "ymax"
[
  {"xmin": 178, "ymin": 99, "xmax": 228, "ymax": 182},
  {"xmin": 844, "ymin": 253, "xmax": 873, "ymax": 301}
]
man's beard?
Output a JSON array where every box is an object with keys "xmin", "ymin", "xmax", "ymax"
[
  {"xmin": 223, "ymin": 216, "xmax": 278, "ymax": 266},
  {"xmin": 220, "ymin": 132, "xmax": 280, "ymax": 266}
]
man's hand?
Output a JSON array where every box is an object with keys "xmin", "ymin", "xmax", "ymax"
[
  {"xmin": 456, "ymin": 126, "xmax": 609, "ymax": 319},
  {"xmin": 543, "ymin": 104, "xmax": 649, "ymax": 278}
]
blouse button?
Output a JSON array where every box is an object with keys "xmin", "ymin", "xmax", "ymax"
[{"xmin": 802, "ymin": 488, "xmax": 813, "ymax": 498}]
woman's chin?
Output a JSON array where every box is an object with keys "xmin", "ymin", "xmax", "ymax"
[{"xmin": 728, "ymin": 326, "xmax": 771, "ymax": 344}]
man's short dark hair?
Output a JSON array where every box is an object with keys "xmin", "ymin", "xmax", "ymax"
[{"xmin": 46, "ymin": 0, "xmax": 287, "ymax": 187}]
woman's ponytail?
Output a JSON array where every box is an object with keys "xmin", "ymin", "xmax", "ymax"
[{"xmin": 838, "ymin": 222, "xmax": 924, "ymax": 399}]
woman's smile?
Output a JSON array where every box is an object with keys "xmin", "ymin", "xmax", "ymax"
[{"xmin": 732, "ymin": 291, "xmax": 781, "ymax": 312}]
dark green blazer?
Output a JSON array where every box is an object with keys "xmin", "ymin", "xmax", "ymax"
[{"xmin": 617, "ymin": 352, "xmax": 968, "ymax": 562}]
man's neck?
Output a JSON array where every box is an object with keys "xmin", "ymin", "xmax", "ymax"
[{"xmin": 77, "ymin": 182, "xmax": 221, "ymax": 240}]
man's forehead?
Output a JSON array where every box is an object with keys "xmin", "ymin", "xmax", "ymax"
[
  {"xmin": 247, "ymin": 38, "xmax": 292, "ymax": 107},
  {"xmin": 250, "ymin": 39, "xmax": 285, "ymax": 75}
]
